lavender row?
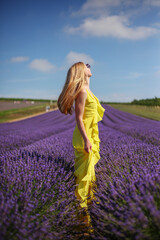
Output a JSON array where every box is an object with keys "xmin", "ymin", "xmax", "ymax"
[{"xmin": 0, "ymin": 105, "xmax": 160, "ymax": 239}]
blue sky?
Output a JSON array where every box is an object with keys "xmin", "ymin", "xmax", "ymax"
[{"xmin": 0, "ymin": 0, "xmax": 160, "ymax": 102}]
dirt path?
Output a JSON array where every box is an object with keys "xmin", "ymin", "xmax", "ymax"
[{"xmin": 6, "ymin": 107, "xmax": 59, "ymax": 123}]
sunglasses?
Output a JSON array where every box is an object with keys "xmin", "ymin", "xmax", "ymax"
[{"xmin": 86, "ymin": 63, "xmax": 91, "ymax": 69}]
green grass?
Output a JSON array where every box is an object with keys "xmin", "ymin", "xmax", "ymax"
[
  {"xmin": 107, "ymin": 104, "xmax": 160, "ymax": 121},
  {"xmin": 0, "ymin": 102, "xmax": 57, "ymax": 123}
]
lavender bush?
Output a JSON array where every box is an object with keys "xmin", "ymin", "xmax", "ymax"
[{"xmin": 0, "ymin": 104, "xmax": 160, "ymax": 240}]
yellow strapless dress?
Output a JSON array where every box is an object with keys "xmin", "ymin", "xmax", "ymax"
[{"xmin": 72, "ymin": 89, "xmax": 105, "ymax": 212}]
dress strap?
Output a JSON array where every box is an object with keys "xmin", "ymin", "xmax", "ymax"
[{"xmin": 86, "ymin": 89, "xmax": 97, "ymax": 102}]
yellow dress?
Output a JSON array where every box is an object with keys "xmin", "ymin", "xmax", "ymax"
[{"xmin": 72, "ymin": 88, "xmax": 105, "ymax": 213}]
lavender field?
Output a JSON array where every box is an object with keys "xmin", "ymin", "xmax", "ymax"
[{"xmin": 0, "ymin": 104, "xmax": 160, "ymax": 240}]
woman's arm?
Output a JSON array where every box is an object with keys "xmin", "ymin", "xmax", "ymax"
[{"xmin": 75, "ymin": 89, "xmax": 92, "ymax": 153}]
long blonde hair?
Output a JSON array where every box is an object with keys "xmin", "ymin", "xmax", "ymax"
[{"xmin": 57, "ymin": 62, "xmax": 86, "ymax": 115}]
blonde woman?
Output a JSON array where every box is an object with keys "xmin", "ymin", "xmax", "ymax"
[{"xmin": 57, "ymin": 62, "xmax": 105, "ymax": 232}]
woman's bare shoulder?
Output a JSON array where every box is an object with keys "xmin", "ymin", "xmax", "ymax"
[
  {"xmin": 79, "ymin": 87, "xmax": 87, "ymax": 94},
  {"xmin": 75, "ymin": 87, "xmax": 87, "ymax": 101}
]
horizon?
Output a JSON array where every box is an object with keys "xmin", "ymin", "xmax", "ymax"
[{"xmin": 0, "ymin": 96, "xmax": 159, "ymax": 104}]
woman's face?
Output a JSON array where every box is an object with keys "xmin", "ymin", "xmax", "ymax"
[{"xmin": 84, "ymin": 64, "xmax": 92, "ymax": 78}]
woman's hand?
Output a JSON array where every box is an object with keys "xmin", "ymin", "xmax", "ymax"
[{"xmin": 84, "ymin": 139, "xmax": 92, "ymax": 153}]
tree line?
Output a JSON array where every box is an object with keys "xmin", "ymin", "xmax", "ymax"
[{"xmin": 131, "ymin": 97, "xmax": 160, "ymax": 106}]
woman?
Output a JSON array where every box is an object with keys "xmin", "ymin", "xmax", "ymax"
[{"xmin": 57, "ymin": 62, "xmax": 105, "ymax": 231}]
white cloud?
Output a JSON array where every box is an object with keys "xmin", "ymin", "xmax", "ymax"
[
  {"xmin": 147, "ymin": 0, "xmax": 160, "ymax": 7},
  {"xmin": 66, "ymin": 51, "xmax": 94, "ymax": 66},
  {"xmin": 111, "ymin": 93, "xmax": 131, "ymax": 101},
  {"xmin": 21, "ymin": 89, "xmax": 57, "ymax": 99},
  {"xmin": 65, "ymin": 15, "xmax": 159, "ymax": 40},
  {"xmin": 100, "ymin": 92, "xmax": 134, "ymax": 102},
  {"xmin": 124, "ymin": 72, "xmax": 143, "ymax": 79},
  {"xmin": 152, "ymin": 66, "xmax": 160, "ymax": 77},
  {"xmin": 0, "ymin": 89, "xmax": 58, "ymax": 100},
  {"xmin": 71, "ymin": 0, "xmax": 160, "ymax": 17},
  {"xmin": 10, "ymin": 56, "xmax": 29, "ymax": 62},
  {"xmin": 100, "ymin": 93, "xmax": 153, "ymax": 102},
  {"xmin": 65, "ymin": 0, "xmax": 160, "ymax": 40},
  {"xmin": 29, "ymin": 59, "xmax": 56, "ymax": 73},
  {"xmin": 2, "ymin": 77, "xmax": 46, "ymax": 83},
  {"xmin": 154, "ymin": 69, "xmax": 160, "ymax": 77},
  {"xmin": 71, "ymin": 0, "xmax": 121, "ymax": 17},
  {"xmin": 151, "ymin": 22, "xmax": 160, "ymax": 28}
]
